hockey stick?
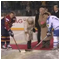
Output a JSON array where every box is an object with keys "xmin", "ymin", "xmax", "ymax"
[
  {"xmin": 12, "ymin": 37, "xmax": 21, "ymax": 52},
  {"xmin": 26, "ymin": 36, "xmax": 47, "ymax": 51},
  {"xmin": 32, "ymin": 36, "xmax": 47, "ymax": 49}
]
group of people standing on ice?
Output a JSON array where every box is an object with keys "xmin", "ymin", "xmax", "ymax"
[{"xmin": 1, "ymin": 5, "xmax": 59, "ymax": 51}]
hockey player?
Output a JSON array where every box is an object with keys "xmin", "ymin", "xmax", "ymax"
[
  {"xmin": 24, "ymin": 17, "xmax": 35, "ymax": 51},
  {"xmin": 1, "ymin": 12, "xmax": 16, "ymax": 49},
  {"xmin": 43, "ymin": 12, "xmax": 59, "ymax": 50}
]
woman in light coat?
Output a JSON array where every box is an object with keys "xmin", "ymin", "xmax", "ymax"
[{"xmin": 24, "ymin": 17, "xmax": 35, "ymax": 51}]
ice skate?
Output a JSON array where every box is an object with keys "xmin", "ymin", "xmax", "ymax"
[{"xmin": 2, "ymin": 45, "xmax": 6, "ymax": 49}]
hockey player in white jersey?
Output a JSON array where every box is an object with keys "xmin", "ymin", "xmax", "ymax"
[{"xmin": 43, "ymin": 12, "xmax": 59, "ymax": 50}]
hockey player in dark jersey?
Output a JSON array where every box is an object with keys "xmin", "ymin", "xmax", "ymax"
[{"xmin": 1, "ymin": 12, "xmax": 16, "ymax": 49}]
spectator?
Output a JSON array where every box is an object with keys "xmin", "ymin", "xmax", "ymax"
[
  {"xmin": 34, "ymin": 9, "xmax": 38, "ymax": 15},
  {"xmin": 2, "ymin": 1, "xmax": 10, "ymax": 10},
  {"xmin": 1, "ymin": 1, "xmax": 59, "ymax": 16},
  {"xmin": 51, "ymin": 5, "xmax": 59, "ymax": 18},
  {"xmin": 20, "ymin": 1, "xmax": 26, "ymax": 9},
  {"xmin": 46, "ymin": 1, "xmax": 53, "ymax": 12},
  {"xmin": 25, "ymin": 6, "xmax": 32, "ymax": 16}
]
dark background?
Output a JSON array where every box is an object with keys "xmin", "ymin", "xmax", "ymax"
[{"xmin": 1, "ymin": 1, "xmax": 59, "ymax": 16}]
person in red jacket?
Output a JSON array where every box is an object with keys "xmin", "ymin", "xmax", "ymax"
[{"xmin": 1, "ymin": 12, "xmax": 16, "ymax": 49}]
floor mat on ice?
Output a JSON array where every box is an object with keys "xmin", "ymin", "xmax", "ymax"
[{"xmin": 11, "ymin": 39, "xmax": 53, "ymax": 50}]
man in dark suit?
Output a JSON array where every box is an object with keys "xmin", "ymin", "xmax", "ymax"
[
  {"xmin": 25, "ymin": 6, "xmax": 32, "ymax": 16},
  {"xmin": 51, "ymin": 5, "xmax": 59, "ymax": 18},
  {"xmin": 35, "ymin": 13, "xmax": 41, "ymax": 43}
]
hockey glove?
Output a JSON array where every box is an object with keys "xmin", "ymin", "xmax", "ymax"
[
  {"xmin": 47, "ymin": 31, "xmax": 51, "ymax": 37},
  {"xmin": 8, "ymin": 30, "xmax": 14, "ymax": 37},
  {"xmin": 33, "ymin": 28, "xmax": 36, "ymax": 32}
]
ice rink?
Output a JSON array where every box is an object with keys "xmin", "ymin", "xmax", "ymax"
[{"xmin": 1, "ymin": 31, "xmax": 59, "ymax": 59}]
